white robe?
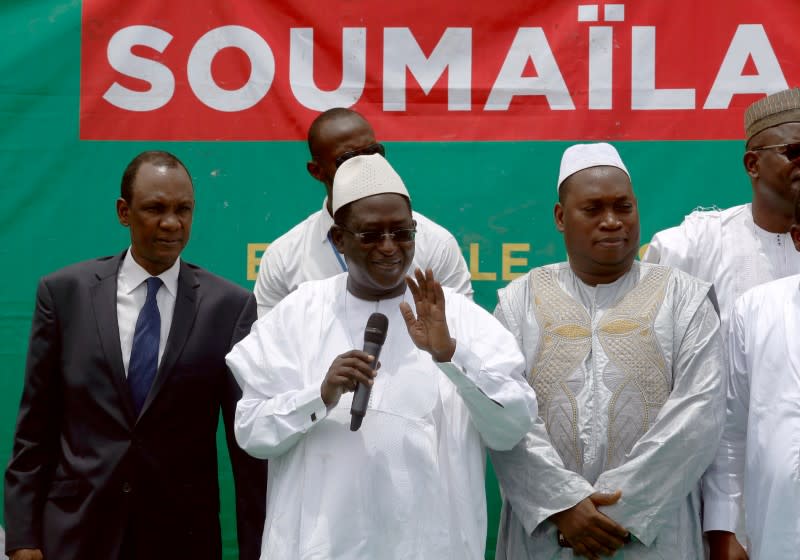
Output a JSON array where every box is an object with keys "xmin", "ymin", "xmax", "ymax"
[
  {"xmin": 226, "ymin": 273, "xmax": 537, "ymax": 560},
  {"xmin": 704, "ymin": 274, "xmax": 800, "ymax": 559},
  {"xmin": 643, "ymin": 203, "xmax": 800, "ymax": 544},
  {"xmin": 643, "ymin": 203, "xmax": 800, "ymax": 331},
  {"xmin": 490, "ymin": 262, "xmax": 725, "ymax": 559}
]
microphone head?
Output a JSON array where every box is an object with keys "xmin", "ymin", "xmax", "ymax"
[{"xmin": 364, "ymin": 312, "xmax": 389, "ymax": 345}]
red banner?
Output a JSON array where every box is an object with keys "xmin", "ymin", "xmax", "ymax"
[{"xmin": 79, "ymin": 1, "xmax": 800, "ymax": 141}]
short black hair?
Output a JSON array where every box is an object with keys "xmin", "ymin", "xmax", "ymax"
[
  {"xmin": 120, "ymin": 150, "xmax": 192, "ymax": 203},
  {"xmin": 307, "ymin": 108, "xmax": 370, "ymax": 160}
]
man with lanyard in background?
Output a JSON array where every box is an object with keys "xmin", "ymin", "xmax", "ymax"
[{"xmin": 253, "ymin": 107, "xmax": 473, "ymax": 317}]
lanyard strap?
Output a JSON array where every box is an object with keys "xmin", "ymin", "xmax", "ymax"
[{"xmin": 327, "ymin": 230, "xmax": 348, "ymax": 272}]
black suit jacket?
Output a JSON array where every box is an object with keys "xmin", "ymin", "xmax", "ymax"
[{"xmin": 4, "ymin": 252, "xmax": 267, "ymax": 560}]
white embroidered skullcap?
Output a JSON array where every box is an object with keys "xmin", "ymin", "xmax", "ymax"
[
  {"xmin": 557, "ymin": 142, "xmax": 630, "ymax": 191},
  {"xmin": 332, "ymin": 153, "xmax": 410, "ymax": 216}
]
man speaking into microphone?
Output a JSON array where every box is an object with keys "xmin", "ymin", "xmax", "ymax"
[{"xmin": 226, "ymin": 154, "xmax": 537, "ymax": 559}]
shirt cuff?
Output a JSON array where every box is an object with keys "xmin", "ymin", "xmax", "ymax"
[
  {"xmin": 292, "ymin": 384, "xmax": 329, "ymax": 430},
  {"xmin": 434, "ymin": 339, "xmax": 484, "ymax": 391},
  {"xmin": 703, "ymin": 498, "xmax": 740, "ymax": 533}
]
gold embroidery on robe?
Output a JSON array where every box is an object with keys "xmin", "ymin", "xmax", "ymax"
[
  {"xmin": 598, "ymin": 267, "xmax": 670, "ymax": 468},
  {"xmin": 529, "ymin": 268, "xmax": 591, "ymax": 472},
  {"xmin": 529, "ymin": 267, "xmax": 671, "ymax": 472}
]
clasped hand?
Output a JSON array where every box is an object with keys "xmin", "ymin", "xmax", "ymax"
[{"xmin": 549, "ymin": 490, "xmax": 630, "ymax": 559}]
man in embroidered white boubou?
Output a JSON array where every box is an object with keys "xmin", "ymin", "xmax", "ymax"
[{"xmin": 491, "ymin": 142, "xmax": 725, "ymax": 560}]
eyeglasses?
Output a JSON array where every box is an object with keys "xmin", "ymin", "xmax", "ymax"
[
  {"xmin": 336, "ymin": 223, "xmax": 417, "ymax": 246},
  {"xmin": 334, "ymin": 143, "xmax": 386, "ymax": 168},
  {"xmin": 750, "ymin": 142, "xmax": 800, "ymax": 163}
]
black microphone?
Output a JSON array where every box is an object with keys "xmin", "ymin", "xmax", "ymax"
[{"xmin": 350, "ymin": 312, "xmax": 389, "ymax": 431}]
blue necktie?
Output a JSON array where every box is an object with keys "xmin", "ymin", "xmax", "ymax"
[{"xmin": 128, "ymin": 277, "xmax": 162, "ymax": 415}]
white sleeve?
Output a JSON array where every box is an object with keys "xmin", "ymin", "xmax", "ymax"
[
  {"xmin": 594, "ymin": 297, "xmax": 726, "ymax": 545},
  {"xmin": 428, "ymin": 233, "xmax": 474, "ymax": 300},
  {"xmin": 703, "ymin": 300, "xmax": 749, "ymax": 532},
  {"xmin": 226, "ymin": 299, "xmax": 328, "ymax": 459},
  {"xmin": 435, "ymin": 294, "xmax": 535, "ymax": 450},
  {"xmin": 643, "ymin": 223, "xmax": 698, "ymax": 275},
  {"xmin": 253, "ymin": 243, "xmax": 290, "ymax": 318}
]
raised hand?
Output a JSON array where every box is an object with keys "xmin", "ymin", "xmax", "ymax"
[{"xmin": 400, "ymin": 268, "xmax": 456, "ymax": 362}]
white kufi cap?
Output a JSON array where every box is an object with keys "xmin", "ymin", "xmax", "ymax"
[
  {"xmin": 332, "ymin": 153, "xmax": 410, "ymax": 216},
  {"xmin": 557, "ymin": 142, "xmax": 630, "ymax": 191}
]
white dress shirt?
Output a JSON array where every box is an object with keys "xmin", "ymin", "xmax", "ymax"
[
  {"xmin": 253, "ymin": 200, "xmax": 474, "ymax": 317},
  {"xmin": 704, "ymin": 274, "xmax": 800, "ymax": 559},
  {"xmin": 116, "ymin": 249, "xmax": 180, "ymax": 376},
  {"xmin": 226, "ymin": 273, "xmax": 536, "ymax": 559}
]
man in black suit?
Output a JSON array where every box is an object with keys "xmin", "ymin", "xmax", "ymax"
[{"xmin": 4, "ymin": 151, "xmax": 266, "ymax": 560}]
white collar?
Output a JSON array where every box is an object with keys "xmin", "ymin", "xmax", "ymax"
[
  {"xmin": 748, "ymin": 202, "xmax": 792, "ymax": 238},
  {"xmin": 119, "ymin": 247, "xmax": 181, "ymax": 297},
  {"xmin": 568, "ymin": 260, "xmax": 638, "ymax": 291}
]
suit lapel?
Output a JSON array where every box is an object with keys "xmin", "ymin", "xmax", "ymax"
[
  {"xmin": 91, "ymin": 251, "xmax": 137, "ymax": 424},
  {"xmin": 139, "ymin": 261, "xmax": 199, "ymax": 418}
]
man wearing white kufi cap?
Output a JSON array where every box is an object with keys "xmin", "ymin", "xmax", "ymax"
[
  {"xmin": 490, "ymin": 143, "xmax": 725, "ymax": 559},
  {"xmin": 226, "ymin": 154, "xmax": 537, "ymax": 559}
]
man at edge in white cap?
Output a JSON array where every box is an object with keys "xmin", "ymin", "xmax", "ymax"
[
  {"xmin": 490, "ymin": 143, "xmax": 725, "ymax": 559},
  {"xmin": 644, "ymin": 87, "xmax": 800, "ymax": 559},
  {"xmin": 226, "ymin": 154, "xmax": 537, "ymax": 559}
]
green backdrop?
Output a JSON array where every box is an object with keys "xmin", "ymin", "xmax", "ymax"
[{"xmin": 0, "ymin": 1, "xmax": 750, "ymax": 558}]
